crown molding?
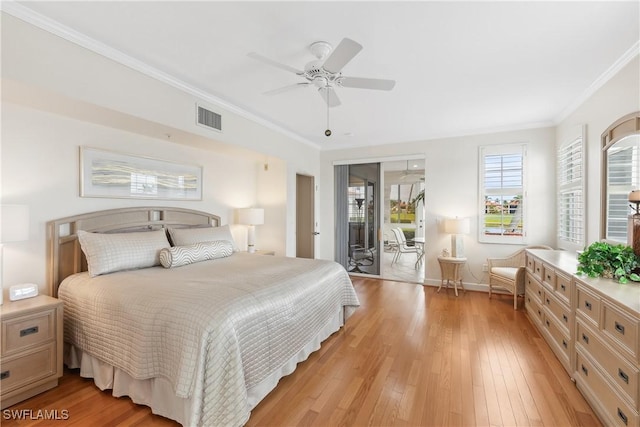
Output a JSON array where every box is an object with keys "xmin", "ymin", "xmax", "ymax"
[
  {"xmin": 1, "ymin": 2, "xmax": 320, "ymax": 150},
  {"xmin": 555, "ymin": 40, "xmax": 640, "ymax": 124}
]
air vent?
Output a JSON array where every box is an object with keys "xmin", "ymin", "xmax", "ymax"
[{"xmin": 196, "ymin": 104, "xmax": 222, "ymax": 132}]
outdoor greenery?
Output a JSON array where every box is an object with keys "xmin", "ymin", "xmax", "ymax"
[{"xmin": 577, "ymin": 241, "xmax": 640, "ymax": 284}]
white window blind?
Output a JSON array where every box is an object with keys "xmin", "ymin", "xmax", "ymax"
[
  {"xmin": 606, "ymin": 140, "xmax": 640, "ymax": 242},
  {"xmin": 479, "ymin": 144, "xmax": 527, "ymax": 244},
  {"xmin": 557, "ymin": 132, "xmax": 584, "ymax": 246}
]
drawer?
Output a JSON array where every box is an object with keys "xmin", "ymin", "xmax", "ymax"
[
  {"xmin": 533, "ymin": 259, "xmax": 544, "ymax": 280},
  {"xmin": 554, "ymin": 271, "xmax": 572, "ymax": 305},
  {"xmin": 543, "ymin": 313, "xmax": 570, "ymax": 369},
  {"xmin": 526, "ymin": 254, "xmax": 536, "ymax": 272},
  {"xmin": 525, "ymin": 290, "xmax": 544, "ymax": 326},
  {"xmin": 2, "ymin": 309, "xmax": 55, "ymax": 356},
  {"xmin": 603, "ymin": 302, "xmax": 639, "ymax": 363},
  {"xmin": 543, "ymin": 291, "xmax": 571, "ymax": 335},
  {"xmin": 0, "ymin": 343, "xmax": 56, "ymax": 394},
  {"xmin": 542, "ymin": 264, "xmax": 556, "ymax": 290},
  {"xmin": 577, "ymin": 319, "xmax": 639, "ymax": 406},
  {"xmin": 576, "ymin": 350, "xmax": 639, "ymax": 427},
  {"xmin": 525, "ymin": 273, "xmax": 544, "ymax": 303},
  {"xmin": 576, "ymin": 282, "xmax": 601, "ymax": 327}
]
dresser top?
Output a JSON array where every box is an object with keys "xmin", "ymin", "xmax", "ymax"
[{"xmin": 527, "ymin": 249, "xmax": 640, "ymax": 316}]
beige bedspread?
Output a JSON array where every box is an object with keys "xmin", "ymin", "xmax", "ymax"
[{"xmin": 59, "ymin": 253, "xmax": 359, "ymax": 426}]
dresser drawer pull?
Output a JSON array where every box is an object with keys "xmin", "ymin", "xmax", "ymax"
[
  {"xmin": 0, "ymin": 371, "xmax": 10, "ymax": 380},
  {"xmin": 619, "ymin": 369, "xmax": 629, "ymax": 384},
  {"xmin": 581, "ymin": 364, "xmax": 588, "ymax": 376},
  {"xmin": 562, "ymin": 339, "xmax": 567, "ymax": 348},
  {"xmin": 20, "ymin": 326, "xmax": 39, "ymax": 337},
  {"xmin": 617, "ymin": 408, "xmax": 628, "ymax": 425},
  {"xmin": 614, "ymin": 322, "xmax": 625, "ymax": 335},
  {"xmin": 546, "ymin": 298, "xmax": 550, "ymax": 305},
  {"xmin": 560, "ymin": 284, "xmax": 566, "ymax": 291},
  {"xmin": 545, "ymin": 320, "xmax": 550, "ymax": 327},
  {"xmin": 584, "ymin": 301, "xmax": 592, "ymax": 310},
  {"xmin": 562, "ymin": 314, "xmax": 568, "ymax": 323},
  {"xmin": 582, "ymin": 333, "xmax": 589, "ymax": 344},
  {"xmin": 546, "ymin": 274, "xmax": 552, "ymax": 281},
  {"xmin": 537, "ymin": 310, "xmax": 541, "ymax": 316},
  {"xmin": 538, "ymin": 290, "xmax": 542, "ymax": 296}
]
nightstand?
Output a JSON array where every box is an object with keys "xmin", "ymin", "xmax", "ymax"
[
  {"xmin": 0, "ymin": 295, "xmax": 63, "ymax": 409},
  {"xmin": 437, "ymin": 257, "xmax": 467, "ymax": 296}
]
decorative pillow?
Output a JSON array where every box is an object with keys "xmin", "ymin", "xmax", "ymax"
[
  {"xmin": 167, "ymin": 225, "xmax": 238, "ymax": 251},
  {"xmin": 159, "ymin": 240, "xmax": 234, "ymax": 268},
  {"xmin": 77, "ymin": 229, "xmax": 170, "ymax": 277}
]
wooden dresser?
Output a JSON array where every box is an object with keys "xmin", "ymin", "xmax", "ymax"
[
  {"xmin": 526, "ymin": 249, "xmax": 640, "ymax": 427},
  {"xmin": 0, "ymin": 295, "xmax": 63, "ymax": 409}
]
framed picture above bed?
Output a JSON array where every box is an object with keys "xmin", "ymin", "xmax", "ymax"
[{"xmin": 80, "ymin": 147, "xmax": 203, "ymax": 200}]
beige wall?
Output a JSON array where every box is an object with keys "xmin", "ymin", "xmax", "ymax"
[
  {"xmin": 319, "ymin": 127, "xmax": 557, "ymax": 287},
  {"xmin": 555, "ymin": 55, "xmax": 640, "ymax": 251},
  {"xmin": 0, "ymin": 12, "xmax": 319, "ymax": 295}
]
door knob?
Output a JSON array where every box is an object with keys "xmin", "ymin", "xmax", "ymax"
[{"xmin": 312, "ymin": 232, "xmax": 320, "ymax": 235}]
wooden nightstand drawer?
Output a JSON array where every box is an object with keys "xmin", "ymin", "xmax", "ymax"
[
  {"xmin": 603, "ymin": 302, "xmax": 639, "ymax": 362},
  {"xmin": 0, "ymin": 343, "xmax": 56, "ymax": 395},
  {"xmin": 577, "ymin": 319, "xmax": 639, "ymax": 406},
  {"xmin": 0, "ymin": 295, "xmax": 63, "ymax": 409},
  {"xmin": 2, "ymin": 309, "xmax": 55, "ymax": 356}
]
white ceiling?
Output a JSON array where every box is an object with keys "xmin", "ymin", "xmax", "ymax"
[{"xmin": 9, "ymin": 1, "xmax": 640, "ymax": 150}]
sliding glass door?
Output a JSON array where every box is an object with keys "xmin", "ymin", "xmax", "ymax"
[{"xmin": 335, "ymin": 163, "xmax": 380, "ymax": 275}]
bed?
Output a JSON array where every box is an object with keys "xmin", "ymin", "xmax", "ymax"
[{"xmin": 47, "ymin": 207, "xmax": 359, "ymax": 426}]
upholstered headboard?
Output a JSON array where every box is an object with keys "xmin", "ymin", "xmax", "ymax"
[{"xmin": 46, "ymin": 207, "xmax": 221, "ymax": 296}]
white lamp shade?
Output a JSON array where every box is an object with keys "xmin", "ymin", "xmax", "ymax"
[
  {"xmin": 629, "ymin": 190, "xmax": 640, "ymax": 202},
  {"xmin": 444, "ymin": 217, "xmax": 470, "ymax": 235},
  {"xmin": 236, "ymin": 208, "xmax": 264, "ymax": 226},
  {"xmin": 1, "ymin": 205, "xmax": 30, "ymax": 243}
]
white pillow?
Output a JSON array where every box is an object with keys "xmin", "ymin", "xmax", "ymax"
[
  {"xmin": 77, "ymin": 229, "xmax": 170, "ymax": 277},
  {"xmin": 167, "ymin": 225, "xmax": 238, "ymax": 251},
  {"xmin": 159, "ymin": 240, "xmax": 234, "ymax": 268}
]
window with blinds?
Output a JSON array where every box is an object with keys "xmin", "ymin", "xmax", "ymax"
[
  {"xmin": 606, "ymin": 137, "xmax": 640, "ymax": 242},
  {"xmin": 557, "ymin": 132, "xmax": 584, "ymax": 246},
  {"xmin": 479, "ymin": 144, "xmax": 527, "ymax": 243}
]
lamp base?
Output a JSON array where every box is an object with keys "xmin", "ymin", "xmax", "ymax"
[
  {"xmin": 451, "ymin": 234, "xmax": 464, "ymax": 258},
  {"xmin": 248, "ymin": 245, "xmax": 256, "ymax": 254}
]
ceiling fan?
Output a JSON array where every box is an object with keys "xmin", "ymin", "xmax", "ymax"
[{"xmin": 248, "ymin": 38, "xmax": 396, "ymax": 108}]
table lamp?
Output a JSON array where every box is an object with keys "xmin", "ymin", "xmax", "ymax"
[
  {"xmin": 1, "ymin": 205, "xmax": 30, "ymax": 305},
  {"xmin": 444, "ymin": 217, "xmax": 470, "ymax": 258},
  {"xmin": 236, "ymin": 208, "xmax": 264, "ymax": 253}
]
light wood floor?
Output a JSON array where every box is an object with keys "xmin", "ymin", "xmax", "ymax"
[{"xmin": 3, "ymin": 277, "xmax": 601, "ymax": 427}]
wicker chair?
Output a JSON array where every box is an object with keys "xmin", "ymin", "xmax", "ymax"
[{"xmin": 488, "ymin": 245, "xmax": 552, "ymax": 309}]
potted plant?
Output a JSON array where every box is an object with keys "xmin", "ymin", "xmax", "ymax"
[{"xmin": 577, "ymin": 241, "xmax": 640, "ymax": 284}]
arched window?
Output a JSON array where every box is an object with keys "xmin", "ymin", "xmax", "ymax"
[{"xmin": 601, "ymin": 112, "xmax": 640, "ymax": 242}]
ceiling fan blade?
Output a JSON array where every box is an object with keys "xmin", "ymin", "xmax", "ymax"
[
  {"xmin": 318, "ymin": 87, "xmax": 341, "ymax": 107},
  {"xmin": 263, "ymin": 82, "xmax": 310, "ymax": 96},
  {"xmin": 247, "ymin": 52, "xmax": 304, "ymax": 75},
  {"xmin": 339, "ymin": 76, "xmax": 396, "ymax": 91},
  {"xmin": 322, "ymin": 38, "xmax": 362, "ymax": 74}
]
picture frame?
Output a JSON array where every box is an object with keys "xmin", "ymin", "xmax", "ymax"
[{"xmin": 80, "ymin": 147, "xmax": 203, "ymax": 200}]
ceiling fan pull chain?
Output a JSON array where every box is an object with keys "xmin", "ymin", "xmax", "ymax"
[{"xmin": 325, "ymin": 90, "xmax": 331, "ymax": 137}]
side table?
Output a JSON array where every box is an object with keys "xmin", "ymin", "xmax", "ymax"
[{"xmin": 437, "ymin": 256, "xmax": 467, "ymax": 296}]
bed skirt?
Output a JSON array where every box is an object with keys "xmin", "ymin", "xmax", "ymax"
[{"xmin": 64, "ymin": 309, "xmax": 345, "ymax": 426}]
